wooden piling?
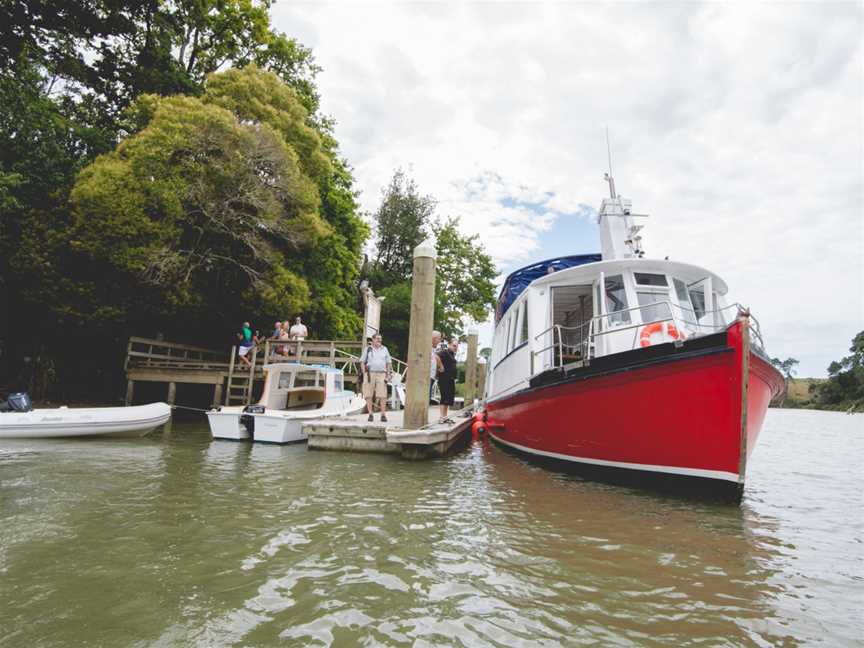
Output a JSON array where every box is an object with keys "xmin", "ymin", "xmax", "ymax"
[
  {"xmin": 404, "ymin": 240, "xmax": 437, "ymax": 430},
  {"xmin": 166, "ymin": 382, "xmax": 176, "ymax": 405},
  {"xmin": 125, "ymin": 380, "xmax": 134, "ymax": 406},
  {"xmin": 477, "ymin": 357, "xmax": 487, "ymax": 402},
  {"xmin": 464, "ymin": 329, "xmax": 478, "ymax": 405}
]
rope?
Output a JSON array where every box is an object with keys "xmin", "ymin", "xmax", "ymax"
[{"xmin": 170, "ymin": 404, "xmax": 212, "ymax": 413}]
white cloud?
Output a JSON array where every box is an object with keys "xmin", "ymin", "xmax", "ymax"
[{"xmin": 272, "ymin": 1, "xmax": 863, "ymax": 376}]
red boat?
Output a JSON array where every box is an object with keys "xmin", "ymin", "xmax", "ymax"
[{"xmin": 482, "ymin": 175, "xmax": 784, "ymax": 501}]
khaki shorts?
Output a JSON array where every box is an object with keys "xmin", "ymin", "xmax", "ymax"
[{"xmin": 363, "ymin": 372, "xmax": 388, "ymax": 400}]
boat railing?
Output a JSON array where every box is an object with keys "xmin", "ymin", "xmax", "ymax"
[{"xmin": 532, "ymin": 301, "xmax": 764, "ymax": 374}]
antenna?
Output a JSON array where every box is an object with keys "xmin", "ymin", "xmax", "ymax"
[{"xmin": 604, "ymin": 126, "xmax": 616, "ymax": 199}]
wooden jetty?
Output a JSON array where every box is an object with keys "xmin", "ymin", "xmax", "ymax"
[
  {"xmin": 304, "ymin": 407, "xmax": 475, "ymax": 459},
  {"xmin": 123, "ymin": 336, "xmax": 394, "ymax": 407},
  {"xmin": 124, "ymin": 241, "xmax": 486, "ymax": 461}
]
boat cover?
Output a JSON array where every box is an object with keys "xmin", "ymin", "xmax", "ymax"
[{"xmin": 495, "ymin": 253, "xmax": 602, "ymax": 323}]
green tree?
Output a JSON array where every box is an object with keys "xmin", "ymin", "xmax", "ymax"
[
  {"xmin": 1, "ymin": 0, "xmax": 322, "ymax": 126},
  {"xmin": 200, "ymin": 65, "xmax": 367, "ymax": 337},
  {"xmin": 770, "ymin": 357, "xmax": 800, "ymax": 381},
  {"xmin": 434, "ymin": 217, "xmax": 497, "ymax": 336},
  {"xmin": 367, "ymin": 170, "xmax": 497, "ymax": 358},
  {"xmin": 369, "ymin": 169, "xmax": 434, "ymax": 286},
  {"xmin": 770, "ymin": 356, "xmax": 800, "ymax": 406},
  {"xmin": 811, "ymin": 331, "xmax": 864, "ymax": 410},
  {"xmin": 18, "ymin": 92, "xmax": 323, "ymax": 326}
]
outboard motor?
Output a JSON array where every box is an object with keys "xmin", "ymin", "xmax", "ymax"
[
  {"xmin": 0, "ymin": 392, "xmax": 33, "ymax": 413},
  {"xmin": 239, "ymin": 404, "xmax": 265, "ymax": 440}
]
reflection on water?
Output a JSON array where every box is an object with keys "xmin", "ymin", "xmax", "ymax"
[{"xmin": 1, "ymin": 410, "xmax": 861, "ymax": 647}]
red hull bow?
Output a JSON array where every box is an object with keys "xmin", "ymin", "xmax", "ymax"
[{"xmin": 485, "ymin": 319, "xmax": 784, "ymax": 500}]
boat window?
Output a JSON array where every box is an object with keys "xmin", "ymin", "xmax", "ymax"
[
  {"xmin": 634, "ymin": 272, "xmax": 668, "ymax": 287},
  {"xmin": 510, "ymin": 309, "xmax": 519, "ymax": 350},
  {"xmin": 604, "ymin": 275, "xmax": 631, "ymax": 324},
  {"xmin": 333, "ymin": 375, "xmax": 343, "ymax": 391},
  {"xmin": 277, "ymin": 372, "xmax": 292, "ymax": 389},
  {"xmin": 293, "ymin": 371, "xmax": 318, "ymax": 387},
  {"xmin": 637, "ymin": 291, "xmax": 671, "ymax": 324},
  {"xmin": 519, "ymin": 298, "xmax": 529, "ymax": 345},
  {"xmin": 504, "ymin": 314, "xmax": 513, "ymax": 353},
  {"xmin": 674, "ymin": 279, "xmax": 697, "ymax": 324},
  {"xmin": 689, "ymin": 286, "xmax": 706, "ymax": 319}
]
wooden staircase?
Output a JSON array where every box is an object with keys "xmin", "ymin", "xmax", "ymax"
[{"xmin": 224, "ymin": 344, "xmax": 260, "ymax": 406}]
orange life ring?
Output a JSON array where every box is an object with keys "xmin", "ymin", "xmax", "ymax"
[{"xmin": 639, "ymin": 322, "xmax": 684, "ymax": 347}]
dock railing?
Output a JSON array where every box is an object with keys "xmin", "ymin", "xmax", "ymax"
[
  {"xmin": 125, "ymin": 337, "xmax": 229, "ymax": 372},
  {"xmin": 124, "ymin": 336, "xmax": 410, "ymax": 407}
]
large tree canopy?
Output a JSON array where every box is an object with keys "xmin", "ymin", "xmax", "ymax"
[
  {"xmin": 0, "ymin": 4, "xmax": 368, "ymax": 398},
  {"xmin": 1, "ymin": 0, "xmax": 322, "ymax": 124},
  {"xmin": 13, "ymin": 65, "xmax": 366, "ymax": 336}
]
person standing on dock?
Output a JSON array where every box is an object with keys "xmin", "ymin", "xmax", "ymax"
[
  {"xmin": 436, "ymin": 338, "xmax": 458, "ymax": 423},
  {"xmin": 361, "ymin": 334, "xmax": 392, "ymax": 422},
  {"xmin": 289, "ymin": 316, "xmax": 308, "ymax": 341},
  {"xmin": 431, "ymin": 330, "xmax": 443, "ymax": 400},
  {"xmin": 237, "ymin": 322, "xmax": 256, "ymax": 367}
]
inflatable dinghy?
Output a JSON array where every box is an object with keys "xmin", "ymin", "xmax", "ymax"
[{"xmin": 0, "ymin": 396, "xmax": 171, "ymax": 439}]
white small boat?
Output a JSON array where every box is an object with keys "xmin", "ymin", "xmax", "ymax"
[
  {"xmin": 0, "ymin": 401, "xmax": 172, "ymax": 439},
  {"xmin": 207, "ymin": 362, "xmax": 366, "ymax": 444}
]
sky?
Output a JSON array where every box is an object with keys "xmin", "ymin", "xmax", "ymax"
[{"xmin": 271, "ymin": 1, "xmax": 863, "ymax": 377}]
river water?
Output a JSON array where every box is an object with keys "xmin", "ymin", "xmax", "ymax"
[{"xmin": 0, "ymin": 409, "xmax": 861, "ymax": 647}]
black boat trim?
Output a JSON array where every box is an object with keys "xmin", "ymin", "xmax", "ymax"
[{"xmin": 487, "ymin": 331, "xmax": 732, "ymax": 406}]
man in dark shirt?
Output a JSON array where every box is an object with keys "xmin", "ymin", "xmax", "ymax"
[{"xmin": 436, "ymin": 338, "xmax": 458, "ymax": 423}]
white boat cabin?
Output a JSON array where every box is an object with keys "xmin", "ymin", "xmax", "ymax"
[
  {"xmin": 257, "ymin": 363, "xmax": 350, "ymax": 411},
  {"xmin": 486, "ymin": 179, "xmax": 762, "ymax": 402}
]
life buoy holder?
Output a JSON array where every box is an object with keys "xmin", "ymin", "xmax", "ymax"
[{"xmin": 639, "ymin": 322, "xmax": 685, "ymax": 347}]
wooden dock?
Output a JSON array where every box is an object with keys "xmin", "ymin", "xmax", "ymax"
[
  {"xmin": 123, "ymin": 336, "xmax": 391, "ymax": 407},
  {"xmin": 304, "ymin": 407, "xmax": 475, "ymax": 459}
]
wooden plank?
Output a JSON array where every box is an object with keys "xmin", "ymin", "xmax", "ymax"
[
  {"xmin": 127, "ymin": 368, "xmax": 224, "ymax": 384},
  {"xmin": 128, "ymin": 336, "xmax": 223, "ymax": 354},
  {"xmin": 225, "ymin": 346, "xmax": 236, "ymax": 406}
]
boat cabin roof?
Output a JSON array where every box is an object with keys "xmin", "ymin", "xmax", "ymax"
[
  {"xmin": 496, "ymin": 253, "xmax": 601, "ymax": 323},
  {"xmin": 262, "ymin": 362, "xmax": 342, "ymax": 374},
  {"xmin": 496, "ymin": 256, "xmax": 729, "ymax": 323}
]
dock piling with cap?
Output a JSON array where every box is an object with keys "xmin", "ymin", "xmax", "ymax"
[
  {"xmin": 403, "ymin": 240, "xmax": 437, "ymax": 431},
  {"xmin": 304, "ymin": 239, "xmax": 475, "ymax": 459}
]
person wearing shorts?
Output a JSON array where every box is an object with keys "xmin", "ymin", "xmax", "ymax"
[
  {"xmin": 237, "ymin": 322, "xmax": 255, "ymax": 366},
  {"xmin": 361, "ymin": 334, "xmax": 392, "ymax": 422},
  {"xmin": 436, "ymin": 338, "xmax": 458, "ymax": 423}
]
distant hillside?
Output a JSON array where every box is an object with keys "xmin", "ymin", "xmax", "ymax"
[{"xmin": 772, "ymin": 377, "xmax": 861, "ymax": 412}]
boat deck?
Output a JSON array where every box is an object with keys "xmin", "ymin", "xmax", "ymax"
[{"xmin": 303, "ymin": 407, "xmax": 475, "ymax": 459}]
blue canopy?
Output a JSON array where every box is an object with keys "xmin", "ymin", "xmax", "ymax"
[{"xmin": 495, "ymin": 253, "xmax": 602, "ymax": 323}]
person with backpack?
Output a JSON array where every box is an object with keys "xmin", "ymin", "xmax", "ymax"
[{"xmin": 361, "ymin": 334, "xmax": 392, "ymax": 422}]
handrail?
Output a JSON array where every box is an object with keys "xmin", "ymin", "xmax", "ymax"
[{"xmin": 528, "ymin": 299, "xmax": 765, "ymax": 376}]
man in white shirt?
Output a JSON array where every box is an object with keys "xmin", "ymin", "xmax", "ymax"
[
  {"xmin": 289, "ymin": 316, "xmax": 308, "ymax": 341},
  {"xmin": 361, "ymin": 334, "xmax": 392, "ymax": 422}
]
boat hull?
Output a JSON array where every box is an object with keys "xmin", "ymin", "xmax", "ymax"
[
  {"xmin": 485, "ymin": 320, "xmax": 784, "ymax": 500},
  {"xmin": 208, "ymin": 395, "xmax": 367, "ymax": 444},
  {"xmin": 0, "ymin": 403, "xmax": 172, "ymax": 439},
  {"xmin": 207, "ymin": 410, "xmax": 306, "ymax": 444}
]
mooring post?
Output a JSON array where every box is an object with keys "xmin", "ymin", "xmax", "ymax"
[
  {"xmin": 477, "ymin": 357, "xmax": 487, "ymax": 403},
  {"xmin": 166, "ymin": 382, "xmax": 176, "ymax": 405},
  {"xmin": 212, "ymin": 381, "xmax": 223, "ymax": 408},
  {"xmin": 125, "ymin": 380, "xmax": 134, "ymax": 406},
  {"xmin": 404, "ymin": 240, "xmax": 437, "ymax": 430},
  {"xmin": 464, "ymin": 328, "xmax": 478, "ymax": 407}
]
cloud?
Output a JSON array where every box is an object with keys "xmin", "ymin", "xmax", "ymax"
[{"xmin": 272, "ymin": 1, "xmax": 863, "ymax": 376}]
